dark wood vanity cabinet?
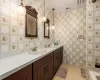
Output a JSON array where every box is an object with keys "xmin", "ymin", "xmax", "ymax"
[
  {"xmin": 53, "ymin": 47, "xmax": 63, "ymax": 74},
  {"xmin": 33, "ymin": 52, "xmax": 54, "ymax": 80},
  {"xmin": 33, "ymin": 47, "xmax": 63, "ymax": 80},
  {"xmin": 3, "ymin": 65, "xmax": 32, "ymax": 80},
  {"xmin": 3, "ymin": 47, "xmax": 63, "ymax": 80},
  {"xmin": 60, "ymin": 47, "xmax": 63, "ymax": 65}
]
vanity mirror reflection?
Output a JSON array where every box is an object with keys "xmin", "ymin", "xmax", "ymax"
[
  {"xmin": 44, "ymin": 18, "xmax": 50, "ymax": 38},
  {"xmin": 25, "ymin": 6, "xmax": 38, "ymax": 37}
]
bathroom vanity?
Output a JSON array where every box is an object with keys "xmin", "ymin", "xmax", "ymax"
[{"xmin": 0, "ymin": 45, "xmax": 63, "ymax": 80}]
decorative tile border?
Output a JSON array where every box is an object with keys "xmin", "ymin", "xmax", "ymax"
[{"xmin": 87, "ymin": 0, "xmax": 100, "ymax": 70}]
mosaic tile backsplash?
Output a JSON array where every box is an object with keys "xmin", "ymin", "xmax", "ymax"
[
  {"xmin": 54, "ymin": 8, "xmax": 86, "ymax": 67},
  {"xmin": 0, "ymin": 0, "xmax": 53, "ymax": 56},
  {"xmin": 86, "ymin": 0, "xmax": 100, "ymax": 71}
]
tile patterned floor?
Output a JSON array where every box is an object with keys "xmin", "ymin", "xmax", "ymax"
[{"xmin": 53, "ymin": 64, "xmax": 87, "ymax": 80}]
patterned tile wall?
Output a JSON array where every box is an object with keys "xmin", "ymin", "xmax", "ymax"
[
  {"xmin": 0, "ymin": 0, "xmax": 53, "ymax": 56},
  {"xmin": 54, "ymin": 8, "xmax": 86, "ymax": 67},
  {"xmin": 86, "ymin": 0, "xmax": 100, "ymax": 71}
]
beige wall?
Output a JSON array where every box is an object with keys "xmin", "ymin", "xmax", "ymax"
[
  {"xmin": 0, "ymin": 0, "xmax": 53, "ymax": 56},
  {"xmin": 86, "ymin": 0, "xmax": 100, "ymax": 71},
  {"xmin": 54, "ymin": 8, "xmax": 86, "ymax": 67}
]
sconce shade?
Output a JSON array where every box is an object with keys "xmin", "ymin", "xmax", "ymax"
[
  {"xmin": 19, "ymin": 0, "xmax": 26, "ymax": 14},
  {"xmin": 51, "ymin": 25, "xmax": 55, "ymax": 30},
  {"xmin": 43, "ymin": 16, "xmax": 47, "ymax": 22},
  {"xmin": 19, "ymin": 5, "xmax": 26, "ymax": 14}
]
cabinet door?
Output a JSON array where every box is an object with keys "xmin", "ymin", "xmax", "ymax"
[
  {"xmin": 33, "ymin": 66, "xmax": 43, "ymax": 80},
  {"xmin": 3, "ymin": 65, "xmax": 32, "ymax": 80},
  {"xmin": 48, "ymin": 59, "xmax": 53, "ymax": 80},
  {"xmin": 43, "ymin": 53, "xmax": 54, "ymax": 80},
  {"xmin": 54, "ymin": 49, "xmax": 60, "ymax": 74},
  {"xmin": 33, "ymin": 58, "xmax": 43, "ymax": 80},
  {"xmin": 42, "ymin": 64, "xmax": 49, "ymax": 80},
  {"xmin": 54, "ymin": 47, "xmax": 63, "ymax": 74},
  {"xmin": 54, "ymin": 51, "xmax": 57, "ymax": 74},
  {"xmin": 24, "ymin": 65, "xmax": 32, "ymax": 80},
  {"xmin": 60, "ymin": 47, "xmax": 63, "ymax": 64}
]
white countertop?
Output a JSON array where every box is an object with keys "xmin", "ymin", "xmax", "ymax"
[
  {"xmin": 0, "ymin": 45, "xmax": 63, "ymax": 80},
  {"xmin": 89, "ymin": 70, "xmax": 100, "ymax": 80}
]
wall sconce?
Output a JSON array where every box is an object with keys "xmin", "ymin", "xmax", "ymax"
[
  {"xmin": 92, "ymin": 0, "xmax": 96, "ymax": 3},
  {"xmin": 19, "ymin": 0, "xmax": 26, "ymax": 14}
]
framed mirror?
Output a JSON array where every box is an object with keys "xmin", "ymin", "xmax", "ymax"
[
  {"xmin": 44, "ymin": 18, "xmax": 50, "ymax": 38},
  {"xmin": 25, "ymin": 6, "xmax": 38, "ymax": 37}
]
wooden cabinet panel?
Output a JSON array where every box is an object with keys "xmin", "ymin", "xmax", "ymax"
[
  {"xmin": 54, "ymin": 49, "xmax": 60, "ymax": 74},
  {"xmin": 60, "ymin": 47, "xmax": 63, "ymax": 64},
  {"xmin": 3, "ymin": 65, "xmax": 32, "ymax": 80},
  {"xmin": 54, "ymin": 47, "xmax": 63, "ymax": 74},
  {"xmin": 33, "ymin": 66, "xmax": 43, "ymax": 80},
  {"xmin": 24, "ymin": 65, "xmax": 32, "ymax": 80},
  {"xmin": 33, "ymin": 59, "xmax": 44, "ymax": 80},
  {"xmin": 44, "ymin": 53, "xmax": 54, "ymax": 80},
  {"xmin": 48, "ymin": 56, "xmax": 54, "ymax": 80},
  {"xmin": 33, "ymin": 52, "xmax": 54, "ymax": 80},
  {"xmin": 42, "ymin": 64, "xmax": 49, "ymax": 80}
]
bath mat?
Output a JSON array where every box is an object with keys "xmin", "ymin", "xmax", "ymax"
[
  {"xmin": 96, "ymin": 76, "xmax": 100, "ymax": 80},
  {"xmin": 56, "ymin": 68, "xmax": 67, "ymax": 79},
  {"xmin": 81, "ymin": 68, "xmax": 87, "ymax": 78}
]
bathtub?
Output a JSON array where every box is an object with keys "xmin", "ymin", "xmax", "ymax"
[{"xmin": 89, "ymin": 70, "xmax": 100, "ymax": 80}]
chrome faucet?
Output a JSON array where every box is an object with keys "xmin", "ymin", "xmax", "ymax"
[{"xmin": 31, "ymin": 46, "xmax": 37, "ymax": 52}]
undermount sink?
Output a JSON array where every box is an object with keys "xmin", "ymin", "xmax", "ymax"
[
  {"xmin": 29, "ymin": 46, "xmax": 58, "ymax": 55},
  {"xmin": 29, "ymin": 49, "xmax": 47, "ymax": 55}
]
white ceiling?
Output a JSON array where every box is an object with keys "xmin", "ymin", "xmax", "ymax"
[{"xmin": 46, "ymin": 0, "xmax": 86, "ymax": 13}]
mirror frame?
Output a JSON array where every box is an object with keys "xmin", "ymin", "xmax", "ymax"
[
  {"xmin": 25, "ymin": 6, "xmax": 38, "ymax": 37},
  {"xmin": 44, "ymin": 18, "xmax": 50, "ymax": 38}
]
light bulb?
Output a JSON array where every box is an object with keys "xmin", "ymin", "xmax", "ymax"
[
  {"xmin": 47, "ymin": 26, "xmax": 49, "ymax": 30},
  {"xmin": 19, "ymin": 5, "xmax": 26, "ymax": 14},
  {"xmin": 51, "ymin": 25, "xmax": 55, "ymax": 30},
  {"xmin": 43, "ymin": 16, "xmax": 47, "ymax": 22}
]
